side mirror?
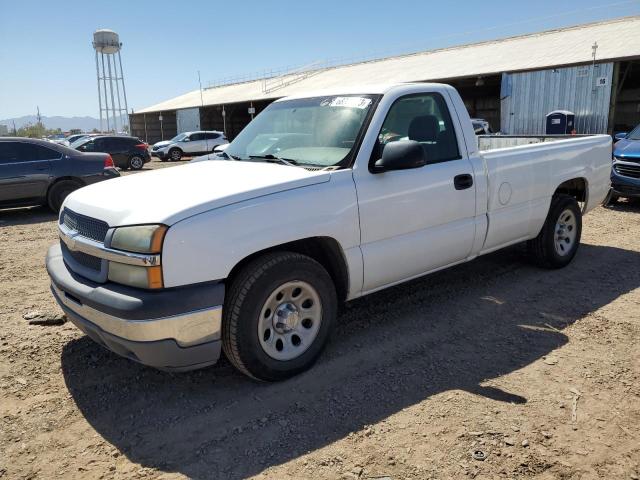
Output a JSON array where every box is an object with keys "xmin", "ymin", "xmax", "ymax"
[
  {"xmin": 614, "ymin": 132, "xmax": 628, "ymax": 141},
  {"xmin": 372, "ymin": 140, "xmax": 426, "ymax": 173},
  {"xmin": 182, "ymin": 137, "xmax": 191, "ymax": 142}
]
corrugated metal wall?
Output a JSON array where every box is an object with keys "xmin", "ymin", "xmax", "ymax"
[
  {"xmin": 177, "ymin": 108, "xmax": 201, "ymax": 133},
  {"xmin": 501, "ymin": 63, "xmax": 614, "ymax": 134}
]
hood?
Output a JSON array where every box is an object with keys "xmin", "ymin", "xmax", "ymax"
[
  {"xmin": 64, "ymin": 160, "xmax": 331, "ymax": 226},
  {"xmin": 153, "ymin": 140, "xmax": 172, "ymax": 148},
  {"xmin": 614, "ymin": 138, "xmax": 640, "ymax": 160}
]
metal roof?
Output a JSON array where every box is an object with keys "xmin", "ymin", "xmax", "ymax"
[{"xmin": 135, "ymin": 16, "xmax": 640, "ymax": 114}]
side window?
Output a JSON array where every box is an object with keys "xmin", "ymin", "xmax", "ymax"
[
  {"xmin": 190, "ymin": 133, "xmax": 204, "ymax": 141},
  {"xmin": 205, "ymin": 132, "xmax": 220, "ymax": 140},
  {"xmin": 81, "ymin": 140, "xmax": 96, "ymax": 152},
  {"xmin": 377, "ymin": 92, "xmax": 460, "ymax": 164},
  {"xmin": 18, "ymin": 143, "xmax": 61, "ymax": 161},
  {"xmin": 93, "ymin": 138, "xmax": 107, "ymax": 151},
  {"xmin": 112, "ymin": 138, "xmax": 131, "ymax": 149},
  {"xmin": 0, "ymin": 142, "xmax": 20, "ymax": 163}
]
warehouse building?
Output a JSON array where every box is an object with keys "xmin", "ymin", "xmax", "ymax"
[{"xmin": 131, "ymin": 16, "xmax": 640, "ymax": 144}]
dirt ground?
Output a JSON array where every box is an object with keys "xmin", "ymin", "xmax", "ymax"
[{"xmin": 0, "ymin": 159, "xmax": 639, "ymax": 480}]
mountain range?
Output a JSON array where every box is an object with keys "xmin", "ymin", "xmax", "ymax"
[{"xmin": 0, "ymin": 115, "xmax": 128, "ymax": 132}]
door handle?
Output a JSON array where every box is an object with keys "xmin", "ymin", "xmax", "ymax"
[{"xmin": 454, "ymin": 174, "xmax": 473, "ymax": 190}]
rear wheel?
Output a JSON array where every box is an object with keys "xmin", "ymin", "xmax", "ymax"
[
  {"xmin": 528, "ymin": 194, "xmax": 582, "ymax": 269},
  {"xmin": 222, "ymin": 252, "xmax": 337, "ymax": 381},
  {"xmin": 129, "ymin": 155, "xmax": 144, "ymax": 170},
  {"xmin": 47, "ymin": 180, "xmax": 81, "ymax": 213},
  {"xmin": 169, "ymin": 148, "xmax": 182, "ymax": 161}
]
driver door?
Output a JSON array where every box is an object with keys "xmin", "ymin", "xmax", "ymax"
[
  {"xmin": 184, "ymin": 133, "xmax": 203, "ymax": 154},
  {"xmin": 353, "ymin": 91, "xmax": 477, "ymax": 292}
]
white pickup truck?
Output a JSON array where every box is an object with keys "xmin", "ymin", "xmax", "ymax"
[{"xmin": 47, "ymin": 83, "xmax": 611, "ymax": 381}]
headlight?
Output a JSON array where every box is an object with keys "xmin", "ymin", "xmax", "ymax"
[
  {"xmin": 109, "ymin": 224, "xmax": 167, "ymax": 289},
  {"xmin": 108, "ymin": 262, "xmax": 163, "ymax": 289},
  {"xmin": 110, "ymin": 224, "xmax": 167, "ymax": 253}
]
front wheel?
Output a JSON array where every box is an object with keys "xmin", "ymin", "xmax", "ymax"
[
  {"xmin": 168, "ymin": 148, "xmax": 182, "ymax": 161},
  {"xmin": 603, "ymin": 189, "xmax": 619, "ymax": 206},
  {"xmin": 222, "ymin": 252, "xmax": 337, "ymax": 381},
  {"xmin": 528, "ymin": 194, "xmax": 582, "ymax": 269}
]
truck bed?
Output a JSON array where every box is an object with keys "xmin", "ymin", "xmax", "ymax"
[{"xmin": 477, "ymin": 134, "xmax": 603, "ymax": 152}]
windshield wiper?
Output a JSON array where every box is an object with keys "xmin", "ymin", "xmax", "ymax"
[
  {"xmin": 222, "ymin": 151, "xmax": 243, "ymax": 161},
  {"xmin": 249, "ymin": 154, "xmax": 299, "ymax": 167}
]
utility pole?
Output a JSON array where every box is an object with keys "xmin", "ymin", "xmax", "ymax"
[{"xmin": 588, "ymin": 41, "xmax": 599, "ymax": 133}]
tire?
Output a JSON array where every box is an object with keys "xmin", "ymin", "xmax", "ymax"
[
  {"xmin": 528, "ymin": 194, "xmax": 582, "ymax": 269},
  {"xmin": 128, "ymin": 155, "xmax": 144, "ymax": 170},
  {"xmin": 222, "ymin": 251, "xmax": 337, "ymax": 381},
  {"xmin": 168, "ymin": 148, "xmax": 182, "ymax": 161},
  {"xmin": 603, "ymin": 189, "xmax": 619, "ymax": 206},
  {"xmin": 47, "ymin": 180, "xmax": 81, "ymax": 213}
]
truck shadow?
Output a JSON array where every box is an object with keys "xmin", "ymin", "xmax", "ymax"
[{"xmin": 61, "ymin": 243, "xmax": 640, "ymax": 479}]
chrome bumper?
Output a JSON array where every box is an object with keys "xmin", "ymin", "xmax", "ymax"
[
  {"xmin": 47, "ymin": 243, "xmax": 225, "ymax": 370},
  {"xmin": 52, "ymin": 282, "xmax": 222, "ymax": 347}
]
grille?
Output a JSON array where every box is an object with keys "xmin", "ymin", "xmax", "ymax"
[
  {"xmin": 614, "ymin": 163, "xmax": 640, "ymax": 179},
  {"xmin": 61, "ymin": 241, "xmax": 102, "ymax": 271},
  {"xmin": 61, "ymin": 209, "xmax": 109, "ymax": 242}
]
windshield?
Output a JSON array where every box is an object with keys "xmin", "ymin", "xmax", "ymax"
[
  {"xmin": 170, "ymin": 133, "xmax": 188, "ymax": 142},
  {"xmin": 225, "ymin": 94, "xmax": 378, "ymax": 167},
  {"xmin": 71, "ymin": 137, "xmax": 93, "ymax": 149},
  {"xmin": 628, "ymin": 124, "xmax": 640, "ymax": 141}
]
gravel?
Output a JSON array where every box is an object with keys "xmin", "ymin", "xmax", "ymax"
[{"xmin": 0, "ymin": 160, "xmax": 639, "ymax": 479}]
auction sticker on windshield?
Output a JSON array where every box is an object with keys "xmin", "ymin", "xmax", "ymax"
[{"xmin": 321, "ymin": 97, "xmax": 372, "ymax": 109}]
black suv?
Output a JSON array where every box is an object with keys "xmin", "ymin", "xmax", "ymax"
[
  {"xmin": 75, "ymin": 136, "xmax": 150, "ymax": 170},
  {"xmin": 0, "ymin": 137, "xmax": 120, "ymax": 212}
]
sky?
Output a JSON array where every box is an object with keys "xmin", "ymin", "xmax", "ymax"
[{"xmin": 1, "ymin": 0, "xmax": 639, "ymax": 119}]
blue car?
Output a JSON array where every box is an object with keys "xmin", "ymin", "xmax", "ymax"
[{"xmin": 609, "ymin": 124, "xmax": 640, "ymax": 203}]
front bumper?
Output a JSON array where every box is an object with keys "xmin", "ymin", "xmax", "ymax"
[
  {"xmin": 151, "ymin": 150, "xmax": 169, "ymax": 159},
  {"xmin": 611, "ymin": 161, "xmax": 640, "ymax": 198},
  {"xmin": 46, "ymin": 244, "xmax": 225, "ymax": 371}
]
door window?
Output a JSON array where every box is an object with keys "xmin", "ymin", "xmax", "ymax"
[
  {"xmin": 190, "ymin": 133, "xmax": 204, "ymax": 141},
  {"xmin": 19, "ymin": 143, "xmax": 61, "ymax": 160},
  {"xmin": 0, "ymin": 142, "xmax": 20, "ymax": 163},
  {"xmin": 204, "ymin": 133, "xmax": 220, "ymax": 140},
  {"xmin": 79, "ymin": 140, "xmax": 96, "ymax": 152},
  {"xmin": 0, "ymin": 142, "xmax": 60, "ymax": 163},
  {"xmin": 376, "ymin": 93, "xmax": 460, "ymax": 165}
]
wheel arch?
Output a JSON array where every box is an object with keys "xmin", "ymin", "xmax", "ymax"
[
  {"xmin": 553, "ymin": 177, "xmax": 588, "ymax": 206},
  {"xmin": 226, "ymin": 236, "xmax": 350, "ymax": 303},
  {"xmin": 46, "ymin": 176, "xmax": 84, "ymax": 197}
]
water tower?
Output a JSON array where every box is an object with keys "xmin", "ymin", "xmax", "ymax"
[{"xmin": 92, "ymin": 29, "xmax": 129, "ymax": 133}]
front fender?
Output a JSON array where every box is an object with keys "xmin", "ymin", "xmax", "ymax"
[{"xmin": 161, "ymin": 170, "xmax": 361, "ymax": 290}]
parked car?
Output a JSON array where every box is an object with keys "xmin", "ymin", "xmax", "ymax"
[
  {"xmin": 60, "ymin": 133, "xmax": 91, "ymax": 147},
  {"xmin": 191, "ymin": 143, "xmax": 230, "ymax": 163},
  {"xmin": 607, "ymin": 124, "xmax": 640, "ymax": 203},
  {"xmin": 47, "ymin": 83, "xmax": 611, "ymax": 381},
  {"xmin": 471, "ymin": 118, "xmax": 493, "ymax": 135},
  {"xmin": 151, "ymin": 131, "xmax": 228, "ymax": 161},
  {"xmin": 47, "ymin": 134, "xmax": 67, "ymax": 144},
  {"xmin": 0, "ymin": 137, "xmax": 119, "ymax": 212},
  {"xmin": 74, "ymin": 135, "xmax": 150, "ymax": 170}
]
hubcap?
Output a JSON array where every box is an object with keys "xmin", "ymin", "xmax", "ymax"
[
  {"xmin": 554, "ymin": 209, "xmax": 577, "ymax": 256},
  {"xmin": 171, "ymin": 150, "xmax": 180, "ymax": 160},
  {"xmin": 258, "ymin": 280, "xmax": 322, "ymax": 361},
  {"xmin": 131, "ymin": 157, "xmax": 142, "ymax": 168}
]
